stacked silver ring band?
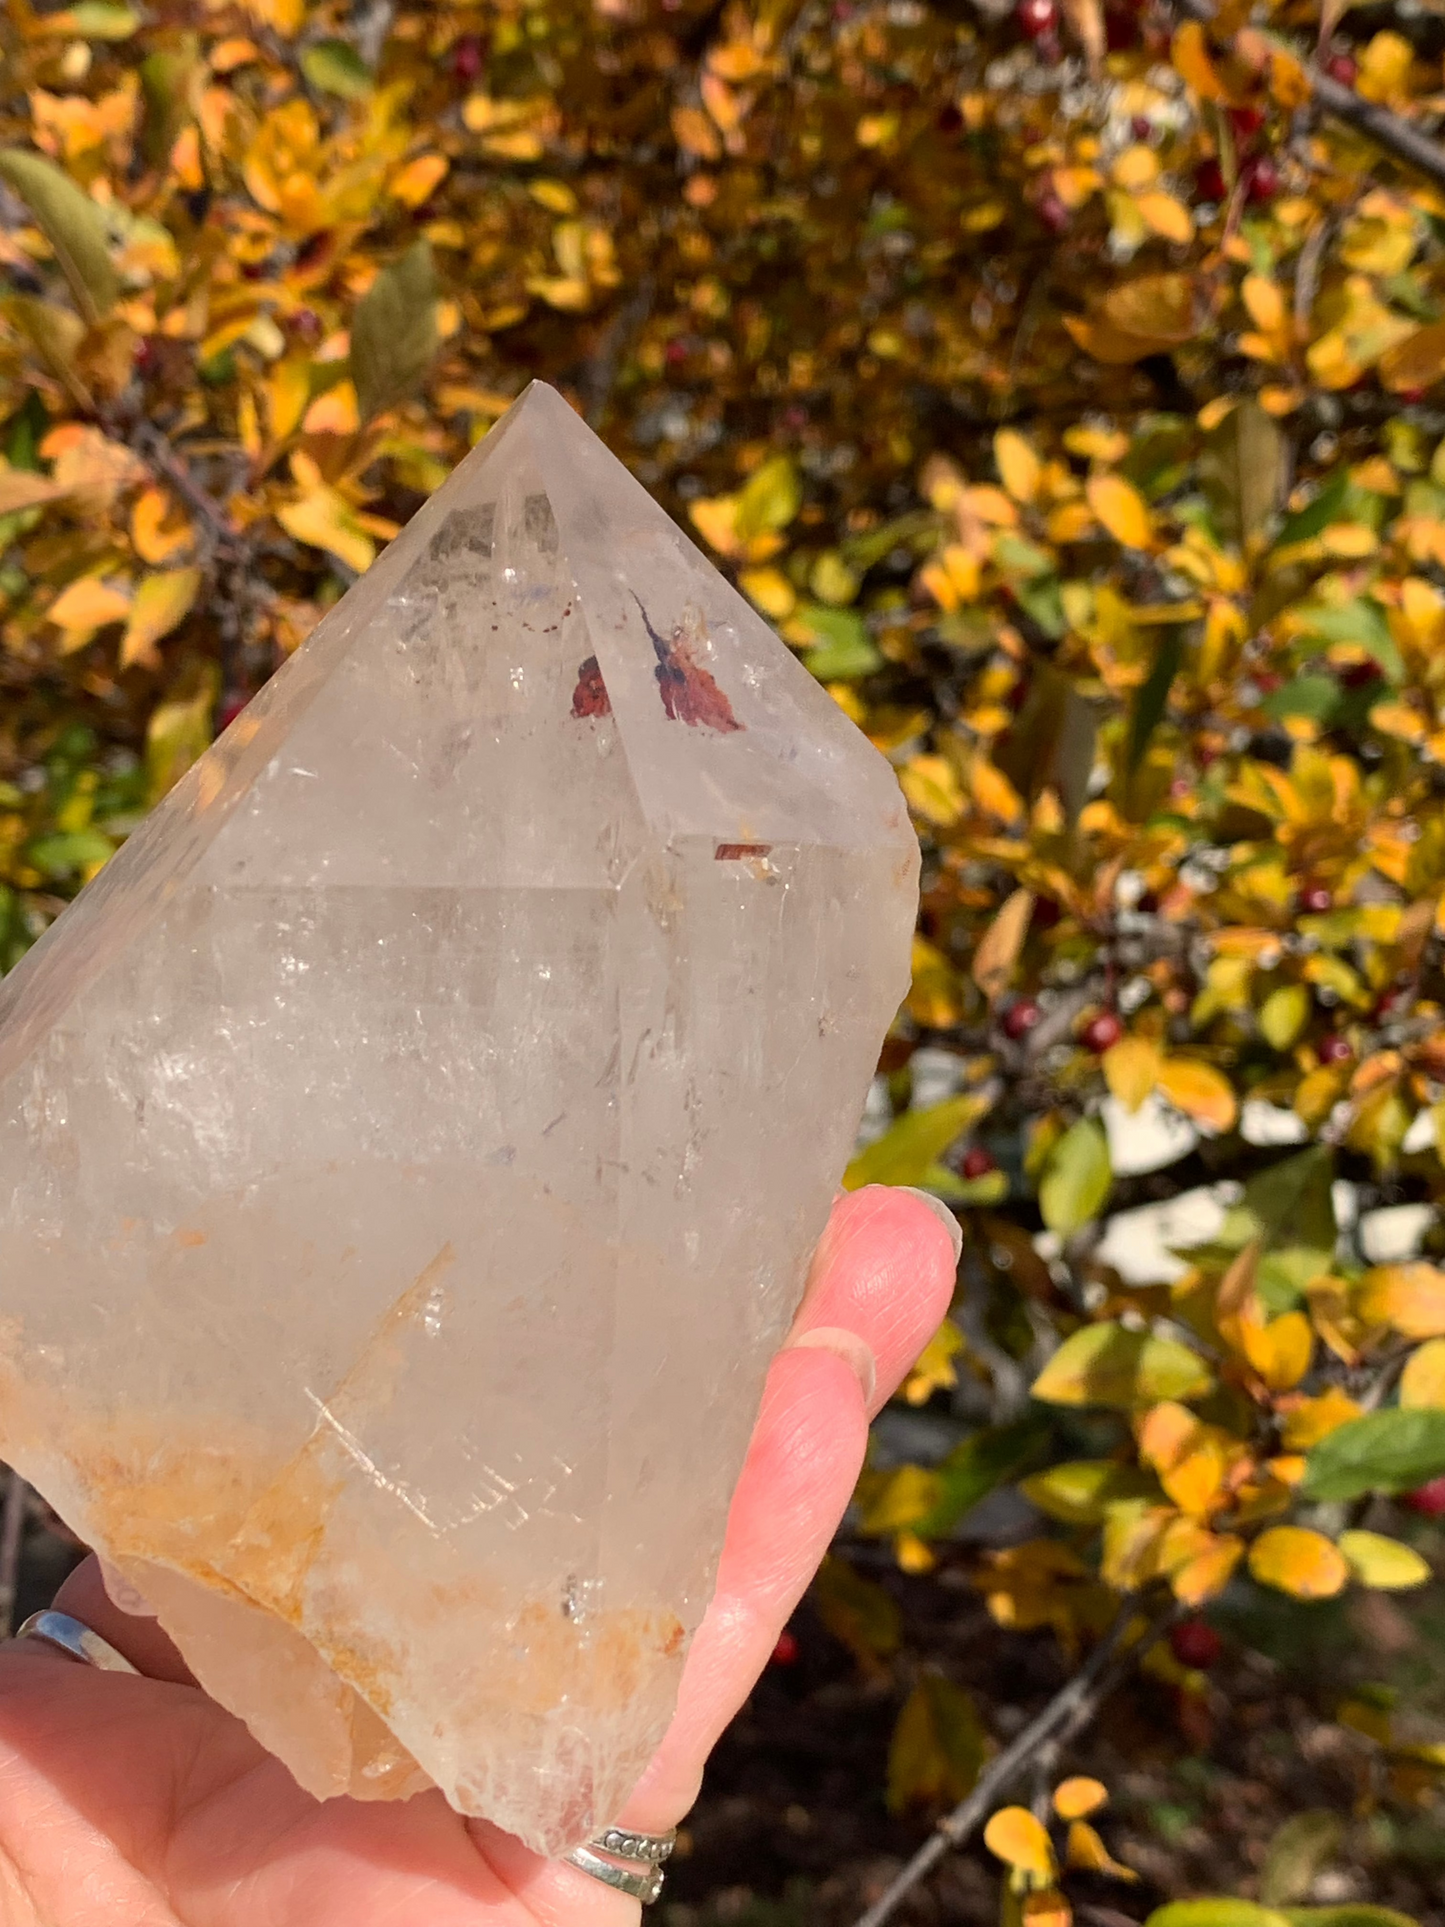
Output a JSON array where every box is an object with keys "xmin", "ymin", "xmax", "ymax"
[
  {"xmin": 564, "ymin": 1824, "xmax": 676, "ymax": 1904},
  {"xmin": 17, "ymin": 1609, "xmax": 676, "ymax": 1904}
]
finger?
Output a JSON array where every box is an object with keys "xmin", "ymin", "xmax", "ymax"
[
  {"xmin": 613, "ymin": 1340, "xmax": 869, "ymax": 1831},
  {"xmin": 788, "ymin": 1184, "xmax": 960, "ymax": 1414},
  {"xmin": 50, "ymin": 1554, "xmax": 198, "ymax": 1686}
]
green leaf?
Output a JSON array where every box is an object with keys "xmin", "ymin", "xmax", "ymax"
[
  {"xmin": 1259, "ymin": 984, "xmax": 1310, "ymax": 1051},
  {"xmin": 793, "ymin": 604, "xmax": 883, "ymax": 680},
  {"xmin": 23, "ymin": 829, "xmax": 114, "ymax": 880},
  {"xmin": 1147, "ymin": 1907, "xmax": 1289, "ymax": 1927},
  {"xmin": 734, "ymin": 456, "xmax": 801, "ymax": 541},
  {"xmin": 1129, "ymin": 627, "xmax": 1183, "ymax": 772},
  {"xmin": 301, "ymin": 38, "xmax": 375, "ymax": 100},
  {"xmin": 1021, "ymin": 1459, "xmax": 1159, "ymax": 1524},
  {"xmin": 1201, "ymin": 398, "xmax": 1286, "ymax": 546},
  {"xmin": 887, "ymin": 1672, "xmax": 988, "ymax": 1814},
  {"xmin": 914, "ymin": 1411, "xmax": 1052, "ymax": 1537},
  {"xmin": 1292, "ymin": 598, "xmax": 1403, "ymax": 682},
  {"xmin": 1219, "ymin": 1146, "xmax": 1335, "ymax": 1271},
  {"xmin": 1031, "ymin": 1321, "xmax": 1213, "ymax": 1409},
  {"xmin": 57, "ymin": 2, "xmax": 141, "ymax": 38},
  {"xmin": 350, "ymin": 241, "xmax": 438, "ymax": 425},
  {"xmin": 1039, "ymin": 1116, "xmax": 1111, "ymax": 1235},
  {"xmin": 1260, "ymin": 1811, "xmax": 1344, "ymax": 1906},
  {"xmin": 1262, "ymin": 675, "xmax": 1343, "ymax": 726},
  {"xmin": 1302, "ymin": 1407, "xmax": 1445, "ymax": 1501},
  {"xmin": 843, "ymin": 1093, "xmax": 988, "ymax": 1190},
  {"xmin": 1274, "ymin": 471, "xmax": 1351, "ymax": 549},
  {"xmin": 144, "ymin": 660, "xmax": 219, "ymax": 806},
  {"xmin": 0, "ymin": 150, "xmax": 117, "ymax": 324},
  {"xmin": 809, "ymin": 1553, "xmax": 901, "ymax": 1672}
]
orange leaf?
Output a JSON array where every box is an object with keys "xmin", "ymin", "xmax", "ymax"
[
  {"xmin": 1156, "ymin": 1058, "xmax": 1238, "ymax": 1132},
  {"xmin": 1168, "ymin": 1530, "xmax": 1244, "ymax": 1606},
  {"xmin": 389, "ymin": 154, "xmax": 449, "ymax": 209},
  {"xmin": 1053, "ymin": 1777, "xmax": 1107, "ymax": 1820},
  {"xmin": 970, "ymin": 757, "xmax": 1024, "ymax": 824},
  {"xmin": 131, "ymin": 486, "xmax": 192, "ymax": 564},
  {"xmin": 1248, "ymin": 1525, "xmax": 1349, "ymax": 1600},
  {"xmin": 1172, "ymin": 19, "xmax": 1228, "ymax": 98},
  {"xmin": 1357, "ymin": 1263, "xmax": 1445, "ymax": 1338},
  {"xmin": 984, "ymin": 1806, "xmax": 1057, "ymax": 1879},
  {"xmin": 49, "ymin": 575, "xmax": 131, "ymax": 632},
  {"xmin": 1023, "ymin": 1892, "xmax": 1072, "ymax": 1927},
  {"xmin": 1064, "ymin": 1820, "xmax": 1137, "ymax": 1880},
  {"xmin": 1086, "ymin": 473, "xmax": 1154, "ymax": 550},
  {"xmin": 1239, "ymin": 1308, "xmax": 1313, "ymax": 1392},
  {"xmin": 973, "ymin": 887, "xmax": 1034, "ymax": 1003}
]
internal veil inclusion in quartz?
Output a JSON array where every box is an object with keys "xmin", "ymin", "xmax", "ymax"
[{"xmin": 0, "ymin": 383, "xmax": 918, "ymax": 1855}]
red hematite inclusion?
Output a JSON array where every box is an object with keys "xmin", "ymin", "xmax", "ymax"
[{"xmin": 571, "ymin": 655, "xmax": 610, "ymax": 718}]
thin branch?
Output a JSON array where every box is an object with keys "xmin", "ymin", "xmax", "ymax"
[
  {"xmin": 0, "ymin": 1468, "xmax": 27, "ymax": 1641},
  {"xmin": 124, "ymin": 419, "xmax": 245, "ymax": 559},
  {"xmin": 1177, "ymin": 0, "xmax": 1445, "ymax": 192},
  {"xmin": 852, "ymin": 1599, "xmax": 1179, "ymax": 1927}
]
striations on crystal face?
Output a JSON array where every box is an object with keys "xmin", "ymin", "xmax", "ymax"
[{"xmin": 0, "ymin": 382, "xmax": 918, "ymax": 1855}]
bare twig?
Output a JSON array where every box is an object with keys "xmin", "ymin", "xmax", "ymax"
[
  {"xmin": 581, "ymin": 273, "xmax": 655, "ymax": 429},
  {"xmin": 0, "ymin": 1468, "xmax": 27, "ymax": 1640},
  {"xmin": 852, "ymin": 1599, "xmax": 1180, "ymax": 1927},
  {"xmin": 1176, "ymin": 0, "xmax": 1445, "ymax": 192}
]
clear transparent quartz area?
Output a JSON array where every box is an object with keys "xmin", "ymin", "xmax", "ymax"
[{"xmin": 0, "ymin": 383, "xmax": 918, "ymax": 1855}]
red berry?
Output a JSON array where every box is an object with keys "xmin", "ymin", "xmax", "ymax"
[
  {"xmin": 1318, "ymin": 1033, "xmax": 1353, "ymax": 1066},
  {"xmin": 133, "ymin": 338, "xmax": 156, "ymax": 374},
  {"xmin": 1038, "ymin": 188, "xmax": 1069, "ymax": 234},
  {"xmin": 962, "ymin": 1147, "xmax": 996, "ymax": 1179},
  {"xmin": 1017, "ymin": 0, "xmax": 1057, "ymax": 37},
  {"xmin": 1031, "ymin": 895, "xmax": 1062, "ymax": 930},
  {"xmin": 1229, "ymin": 105, "xmax": 1265, "ymax": 144},
  {"xmin": 1325, "ymin": 52, "xmax": 1357, "ymax": 86},
  {"xmin": 1002, "ymin": 998, "xmax": 1042, "ymax": 1041},
  {"xmin": 1375, "ymin": 983, "xmax": 1410, "ymax": 1018},
  {"xmin": 1300, "ymin": 883, "xmax": 1332, "ymax": 914},
  {"xmin": 664, "ymin": 338, "xmax": 688, "ymax": 368},
  {"xmin": 1170, "ymin": 1619, "xmax": 1223, "ymax": 1670},
  {"xmin": 1339, "ymin": 659, "xmax": 1383, "ymax": 689},
  {"xmin": 452, "ymin": 35, "xmax": 483, "ymax": 82},
  {"xmin": 1246, "ymin": 157, "xmax": 1280, "ymax": 204},
  {"xmin": 1254, "ymin": 670, "xmax": 1282, "ymax": 695},
  {"xmin": 1082, "ymin": 1011, "xmax": 1124, "ymax": 1053},
  {"xmin": 216, "ymin": 692, "xmax": 249, "ymax": 734},
  {"xmin": 1195, "ymin": 159, "xmax": 1227, "ymax": 202},
  {"xmin": 770, "ymin": 1629, "xmax": 800, "ymax": 1665},
  {"xmin": 1403, "ymin": 1476, "xmax": 1445, "ymax": 1517},
  {"xmin": 1131, "ymin": 114, "xmax": 1152, "ymax": 140},
  {"xmin": 291, "ymin": 308, "xmax": 323, "ymax": 344}
]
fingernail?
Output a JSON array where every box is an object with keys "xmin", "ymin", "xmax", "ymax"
[
  {"xmin": 784, "ymin": 1326, "xmax": 877, "ymax": 1405},
  {"xmin": 899, "ymin": 1187, "xmax": 963, "ymax": 1265}
]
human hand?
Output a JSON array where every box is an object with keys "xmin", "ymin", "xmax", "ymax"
[{"xmin": 0, "ymin": 1186, "xmax": 958, "ymax": 1927}]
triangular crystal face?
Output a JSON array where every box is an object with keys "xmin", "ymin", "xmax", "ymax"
[{"xmin": 0, "ymin": 383, "xmax": 917, "ymax": 1854}]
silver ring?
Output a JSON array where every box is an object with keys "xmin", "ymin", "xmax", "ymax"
[
  {"xmin": 564, "ymin": 1844, "xmax": 666, "ymax": 1903},
  {"xmin": 590, "ymin": 1825, "xmax": 676, "ymax": 1864},
  {"xmin": 15, "ymin": 1610, "xmax": 140, "ymax": 1675}
]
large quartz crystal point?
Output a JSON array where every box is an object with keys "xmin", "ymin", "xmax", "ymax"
[{"xmin": 0, "ymin": 382, "xmax": 918, "ymax": 1853}]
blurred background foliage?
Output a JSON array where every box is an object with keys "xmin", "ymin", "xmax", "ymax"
[{"xmin": 7, "ymin": 0, "xmax": 1445, "ymax": 1917}]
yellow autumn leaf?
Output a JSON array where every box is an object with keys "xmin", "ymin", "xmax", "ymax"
[
  {"xmin": 1053, "ymin": 1777, "xmax": 1107, "ymax": 1821},
  {"xmin": 1248, "ymin": 1526, "xmax": 1349, "ymax": 1600},
  {"xmin": 1086, "ymin": 473, "xmax": 1154, "ymax": 550},
  {"xmin": 1156, "ymin": 1058, "xmax": 1238, "ymax": 1132},
  {"xmin": 1134, "ymin": 190, "xmax": 1193, "ymax": 244},
  {"xmin": 120, "ymin": 566, "xmax": 202, "ymax": 670},
  {"xmin": 1172, "ymin": 19, "xmax": 1227, "ymax": 98},
  {"xmin": 49, "ymin": 575, "xmax": 131, "ymax": 632},
  {"xmin": 973, "ymin": 886, "xmax": 1034, "ymax": 1003},
  {"xmin": 1338, "ymin": 1530, "xmax": 1431, "ymax": 1591},
  {"xmin": 1280, "ymin": 1386, "xmax": 1362, "ymax": 1447},
  {"xmin": 130, "ymin": 485, "xmax": 192, "ymax": 564},
  {"xmin": 1400, "ymin": 1337, "xmax": 1445, "ymax": 1409},
  {"xmin": 737, "ymin": 566, "xmax": 795, "ymax": 620},
  {"xmin": 277, "ymin": 487, "xmax": 376, "ymax": 575},
  {"xmin": 970, "ymin": 756, "xmax": 1024, "ymax": 824},
  {"xmin": 900, "ymin": 753, "xmax": 966, "ymax": 827},
  {"xmin": 1168, "ymin": 1530, "xmax": 1244, "ymax": 1606},
  {"xmin": 1358, "ymin": 1263, "xmax": 1445, "ymax": 1338},
  {"xmin": 1065, "ymin": 1820, "xmax": 1137, "ymax": 1880},
  {"xmin": 983, "ymin": 1805, "xmax": 1057, "ymax": 1878},
  {"xmin": 1102, "ymin": 1035, "xmax": 1160, "ymax": 1112},
  {"xmin": 1239, "ymin": 1308, "xmax": 1313, "ymax": 1392},
  {"xmin": 994, "ymin": 428, "xmax": 1040, "ymax": 504},
  {"xmin": 388, "ymin": 153, "xmax": 448, "ymax": 208}
]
